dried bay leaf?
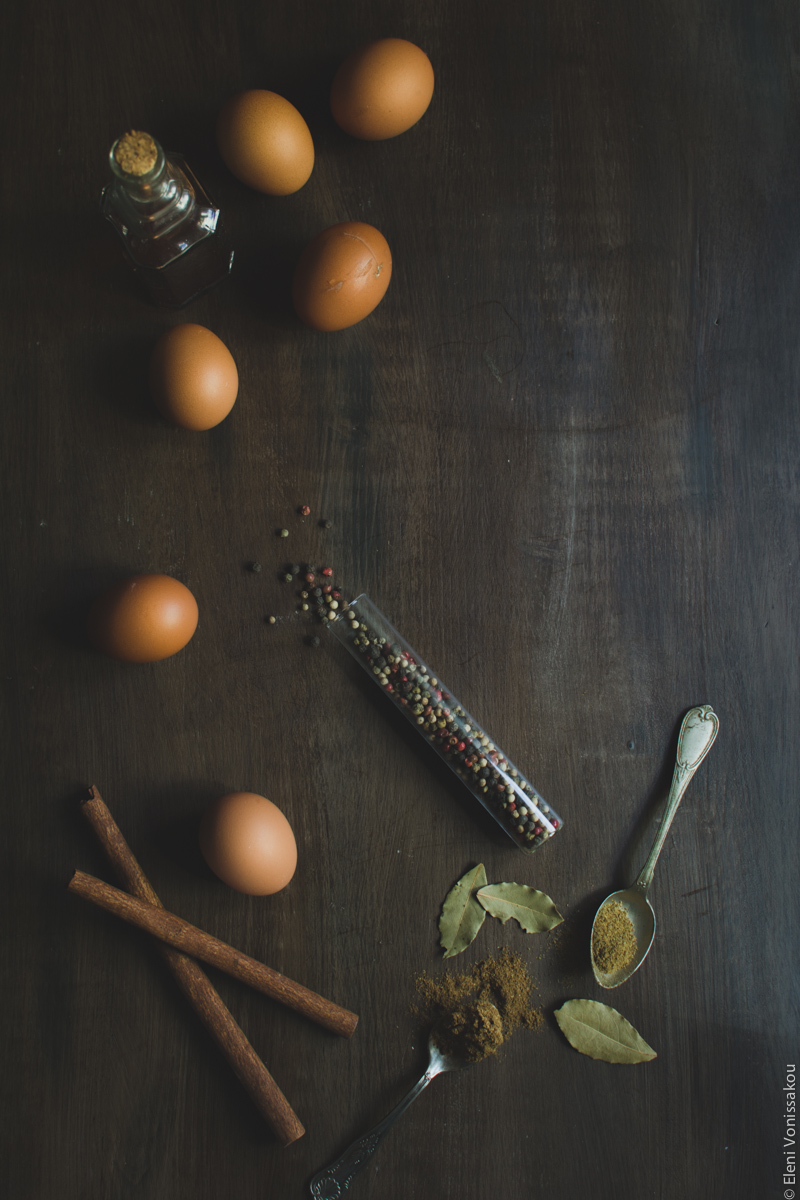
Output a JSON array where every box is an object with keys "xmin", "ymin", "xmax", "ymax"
[
  {"xmin": 439, "ymin": 864, "xmax": 488, "ymax": 957},
  {"xmin": 476, "ymin": 883, "xmax": 563, "ymax": 933},
  {"xmin": 554, "ymin": 999, "xmax": 657, "ymax": 1064}
]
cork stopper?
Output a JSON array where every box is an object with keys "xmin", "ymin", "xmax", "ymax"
[{"xmin": 113, "ymin": 131, "xmax": 158, "ymax": 176}]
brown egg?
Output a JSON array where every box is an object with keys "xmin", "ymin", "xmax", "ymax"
[
  {"xmin": 87, "ymin": 574, "xmax": 199, "ymax": 663},
  {"xmin": 149, "ymin": 323, "xmax": 238, "ymax": 431},
  {"xmin": 292, "ymin": 221, "xmax": 392, "ymax": 331},
  {"xmin": 199, "ymin": 792, "xmax": 297, "ymax": 896},
  {"xmin": 330, "ymin": 38, "xmax": 434, "ymax": 140},
  {"xmin": 216, "ymin": 89, "xmax": 315, "ymax": 195}
]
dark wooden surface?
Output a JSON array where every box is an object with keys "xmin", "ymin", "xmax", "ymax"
[{"xmin": 3, "ymin": 1, "xmax": 798, "ymax": 1197}]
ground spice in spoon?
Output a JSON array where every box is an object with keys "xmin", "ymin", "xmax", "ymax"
[
  {"xmin": 592, "ymin": 899, "xmax": 638, "ymax": 973},
  {"xmin": 413, "ymin": 948, "xmax": 543, "ymax": 1063},
  {"xmin": 434, "ymin": 997, "xmax": 505, "ymax": 1063}
]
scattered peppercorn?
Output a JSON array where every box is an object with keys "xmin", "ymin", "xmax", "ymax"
[
  {"xmin": 249, "ymin": 562, "xmax": 262, "ymax": 573},
  {"xmin": 267, "ymin": 616, "xmax": 277, "ymax": 625},
  {"xmin": 261, "ymin": 510, "xmax": 354, "ymax": 640}
]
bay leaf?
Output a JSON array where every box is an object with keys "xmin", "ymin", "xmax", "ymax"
[
  {"xmin": 439, "ymin": 863, "xmax": 488, "ymax": 958},
  {"xmin": 476, "ymin": 882, "xmax": 563, "ymax": 933},
  {"xmin": 554, "ymin": 999, "xmax": 657, "ymax": 1064}
]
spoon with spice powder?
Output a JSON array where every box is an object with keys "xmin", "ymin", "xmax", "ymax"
[
  {"xmin": 591, "ymin": 705, "xmax": 719, "ymax": 988},
  {"xmin": 309, "ymin": 1001, "xmax": 503, "ymax": 1197}
]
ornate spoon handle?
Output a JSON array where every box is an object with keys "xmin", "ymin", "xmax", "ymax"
[
  {"xmin": 309, "ymin": 1058, "xmax": 446, "ymax": 1198},
  {"xmin": 633, "ymin": 705, "xmax": 719, "ymax": 898}
]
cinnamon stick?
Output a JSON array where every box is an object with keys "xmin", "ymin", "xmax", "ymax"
[
  {"xmin": 69, "ymin": 867, "xmax": 359, "ymax": 1039},
  {"xmin": 78, "ymin": 787, "xmax": 305, "ymax": 1146}
]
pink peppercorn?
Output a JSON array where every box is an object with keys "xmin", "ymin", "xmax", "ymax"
[{"xmin": 322, "ymin": 567, "xmax": 333, "ymax": 577}]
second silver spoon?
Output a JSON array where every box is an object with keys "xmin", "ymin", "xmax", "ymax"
[
  {"xmin": 591, "ymin": 704, "xmax": 719, "ymax": 988},
  {"xmin": 308, "ymin": 1006, "xmax": 500, "ymax": 1198}
]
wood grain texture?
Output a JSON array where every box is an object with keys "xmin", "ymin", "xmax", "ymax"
[{"xmin": 2, "ymin": 0, "xmax": 798, "ymax": 1197}]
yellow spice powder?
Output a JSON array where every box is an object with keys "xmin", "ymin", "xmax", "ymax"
[
  {"xmin": 413, "ymin": 947, "xmax": 544, "ymax": 1061},
  {"xmin": 592, "ymin": 899, "xmax": 638, "ymax": 973}
]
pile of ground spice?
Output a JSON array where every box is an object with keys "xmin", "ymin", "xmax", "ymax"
[
  {"xmin": 413, "ymin": 948, "xmax": 543, "ymax": 1063},
  {"xmin": 592, "ymin": 899, "xmax": 638, "ymax": 973},
  {"xmin": 434, "ymin": 997, "xmax": 505, "ymax": 1063}
]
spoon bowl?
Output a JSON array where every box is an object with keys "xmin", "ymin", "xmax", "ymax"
[
  {"xmin": 591, "ymin": 887, "xmax": 655, "ymax": 988},
  {"xmin": 591, "ymin": 705, "xmax": 719, "ymax": 988}
]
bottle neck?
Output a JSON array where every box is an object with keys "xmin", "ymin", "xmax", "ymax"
[{"xmin": 108, "ymin": 135, "xmax": 185, "ymax": 214}]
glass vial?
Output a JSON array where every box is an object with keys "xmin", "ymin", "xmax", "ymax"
[
  {"xmin": 328, "ymin": 594, "xmax": 563, "ymax": 854},
  {"xmin": 101, "ymin": 130, "xmax": 234, "ymax": 308}
]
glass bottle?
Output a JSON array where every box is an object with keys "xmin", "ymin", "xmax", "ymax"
[{"xmin": 101, "ymin": 130, "xmax": 234, "ymax": 308}]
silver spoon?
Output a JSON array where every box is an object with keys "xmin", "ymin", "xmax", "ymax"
[
  {"xmin": 309, "ymin": 1016, "xmax": 491, "ymax": 1198},
  {"xmin": 591, "ymin": 704, "xmax": 719, "ymax": 988}
]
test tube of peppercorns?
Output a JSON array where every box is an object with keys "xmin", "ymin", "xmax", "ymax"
[{"xmin": 327, "ymin": 594, "xmax": 563, "ymax": 854}]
